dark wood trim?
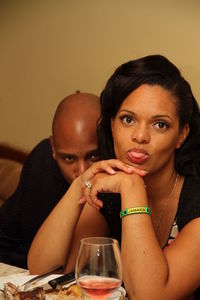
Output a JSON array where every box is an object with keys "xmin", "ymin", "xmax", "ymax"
[{"xmin": 0, "ymin": 144, "xmax": 28, "ymax": 163}]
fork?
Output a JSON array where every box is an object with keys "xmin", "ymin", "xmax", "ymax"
[{"xmin": 19, "ymin": 265, "xmax": 63, "ymax": 291}]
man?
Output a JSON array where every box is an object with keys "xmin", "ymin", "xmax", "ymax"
[{"xmin": 0, "ymin": 92, "xmax": 100, "ymax": 268}]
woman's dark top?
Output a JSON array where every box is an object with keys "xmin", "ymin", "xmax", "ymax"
[{"xmin": 100, "ymin": 175, "xmax": 200, "ymax": 298}]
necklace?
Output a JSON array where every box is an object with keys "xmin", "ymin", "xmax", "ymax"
[{"xmin": 155, "ymin": 173, "xmax": 179, "ymax": 233}]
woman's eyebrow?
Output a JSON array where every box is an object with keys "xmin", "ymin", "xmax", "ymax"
[
  {"xmin": 151, "ymin": 114, "xmax": 173, "ymax": 121},
  {"xmin": 119, "ymin": 109, "xmax": 173, "ymax": 120},
  {"xmin": 118, "ymin": 109, "xmax": 135, "ymax": 114}
]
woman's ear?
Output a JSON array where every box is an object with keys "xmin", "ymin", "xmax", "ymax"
[
  {"xmin": 176, "ymin": 123, "xmax": 190, "ymax": 149},
  {"xmin": 49, "ymin": 136, "xmax": 56, "ymax": 160}
]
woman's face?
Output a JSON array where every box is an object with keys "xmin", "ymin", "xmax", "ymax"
[{"xmin": 111, "ymin": 84, "xmax": 189, "ymax": 175}]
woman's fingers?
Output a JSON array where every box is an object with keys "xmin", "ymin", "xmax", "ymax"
[
  {"xmin": 82, "ymin": 172, "xmax": 121, "ymax": 210},
  {"xmin": 80, "ymin": 181, "xmax": 102, "ymax": 210},
  {"xmin": 78, "ymin": 196, "xmax": 86, "ymax": 204},
  {"xmin": 84, "ymin": 171, "xmax": 146, "ymax": 210},
  {"xmin": 82, "ymin": 159, "xmax": 147, "ymax": 184},
  {"xmin": 80, "ymin": 159, "xmax": 147, "ymax": 210},
  {"xmin": 129, "ymin": 166, "xmax": 147, "ymax": 176},
  {"xmin": 81, "ymin": 174, "xmax": 104, "ymax": 209}
]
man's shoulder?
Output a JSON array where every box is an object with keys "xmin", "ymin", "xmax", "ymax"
[
  {"xmin": 22, "ymin": 138, "xmax": 56, "ymax": 176},
  {"xmin": 30, "ymin": 138, "xmax": 51, "ymax": 155},
  {"xmin": 26, "ymin": 139, "xmax": 52, "ymax": 162}
]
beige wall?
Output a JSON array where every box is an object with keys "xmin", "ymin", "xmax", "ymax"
[{"xmin": 0, "ymin": 0, "xmax": 200, "ymax": 151}]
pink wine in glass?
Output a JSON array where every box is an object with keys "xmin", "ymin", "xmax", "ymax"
[{"xmin": 78, "ymin": 276, "xmax": 121, "ymax": 299}]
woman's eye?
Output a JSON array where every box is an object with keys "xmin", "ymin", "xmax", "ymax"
[
  {"xmin": 154, "ymin": 121, "xmax": 169, "ymax": 129},
  {"xmin": 120, "ymin": 115, "xmax": 134, "ymax": 125}
]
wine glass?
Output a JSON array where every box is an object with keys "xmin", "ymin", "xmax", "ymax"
[{"xmin": 75, "ymin": 237, "xmax": 122, "ymax": 299}]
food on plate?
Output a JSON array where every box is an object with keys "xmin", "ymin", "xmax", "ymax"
[
  {"xmin": 4, "ymin": 282, "xmax": 45, "ymax": 300},
  {"xmin": 46, "ymin": 284, "xmax": 85, "ymax": 299},
  {"xmin": 3, "ymin": 283, "xmax": 87, "ymax": 300},
  {"xmin": 62, "ymin": 284, "xmax": 82, "ymax": 297}
]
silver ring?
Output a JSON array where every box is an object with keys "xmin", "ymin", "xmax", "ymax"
[{"xmin": 85, "ymin": 180, "xmax": 92, "ymax": 189}]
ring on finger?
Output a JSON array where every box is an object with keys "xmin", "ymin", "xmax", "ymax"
[{"xmin": 85, "ymin": 180, "xmax": 92, "ymax": 189}]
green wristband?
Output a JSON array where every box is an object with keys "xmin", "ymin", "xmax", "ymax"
[{"xmin": 120, "ymin": 206, "xmax": 151, "ymax": 219}]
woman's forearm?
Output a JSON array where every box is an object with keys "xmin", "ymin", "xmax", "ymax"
[
  {"xmin": 28, "ymin": 177, "xmax": 84, "ymax": 274},
  {"xmin": 122, "ymin": 217, "xmax": 169, "ymax": 299},
  {"xmin": 120, "ymin": 183, "xmax": 169, "ymax": 300}
]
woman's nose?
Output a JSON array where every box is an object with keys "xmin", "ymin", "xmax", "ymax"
[{"xmin": 131, "ymin": 124, "xmax": 150, "ymax": 144}]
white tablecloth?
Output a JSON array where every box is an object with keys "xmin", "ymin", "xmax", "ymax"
[{"xmin": 0, "ymin": 262, "xmax": 27, "ymax": 277}]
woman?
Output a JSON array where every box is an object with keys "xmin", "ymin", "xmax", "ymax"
[{"xmin": 28, "ymin": 55, "xmax": 200, "ymax": 299}]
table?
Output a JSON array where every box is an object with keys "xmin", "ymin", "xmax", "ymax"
[{"xmin": 0, "ymin": 262, "xmax": 27, "ymax": 277}]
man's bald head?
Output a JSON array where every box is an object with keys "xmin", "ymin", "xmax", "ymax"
[
  {"xmin": 50, "ymin": 92, "xmax": 100, "ymax": 184},
  {"xmin": 52, "ymin": 93, "xmax": 100, "ymax": 137}
]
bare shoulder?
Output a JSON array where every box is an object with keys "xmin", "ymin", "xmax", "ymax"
[
  {"xmin": 174, "ymin": 217, "xmax": 200, "ymax": 246},
  {"xmin": 164, "ymin": 217, "xmax": 200, "ymax": 297},
  {"xmin": 164, "ymin": 217, "xmax": 200, "ymax": 263}
]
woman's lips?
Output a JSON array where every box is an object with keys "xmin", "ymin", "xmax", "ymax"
[{"xmin": 127, "ymin": 149, "xmax": 149, "ymax": 164}]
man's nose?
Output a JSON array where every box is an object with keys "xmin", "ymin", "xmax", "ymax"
[
  {"xmin": 75, "ymin": 160, "xmax": 88, "ymax": 177},
  {"xmin": 131, "ymin": 124, "xmax": 150, "ymax": 144}
]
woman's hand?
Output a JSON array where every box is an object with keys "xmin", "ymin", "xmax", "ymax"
[
  {"xmin": 78, "ymin": 159, "xmax": 147, "ymax": 209},
  {"xmin": 81, "ymin": 159, "xmax": 147, "ymax": 182},
  {"xmin": 81, "ymin": 170, "xmax": 146, "ymax": 210}
]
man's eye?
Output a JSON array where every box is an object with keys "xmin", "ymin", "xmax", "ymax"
[
  {"xmin": 62, "ymin": 155, "xmax": 74, "ymax": 162},
  {"xmin": 154, "ymin": 121, "xmax": 169, "ymax": 129},
  {"xmin": 88, "ymin": 151, "xmax": 99, "ymax": 161},
  {"xmin": 120, "ymin": 115, "xmax": 134, "ymax": 125}
]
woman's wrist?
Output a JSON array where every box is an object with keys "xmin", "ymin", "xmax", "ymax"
[
  {"xmin": 120, "ymin": 174, "xmax": 148, "ymax": 209},
  {"xmin": 64, "ymin": 176, "xmax": 84, "ymax": 204}
]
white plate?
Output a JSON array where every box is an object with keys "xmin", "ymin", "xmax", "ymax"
[{"xmin": 107, "ymin": 286, "xmax": 126, "ymax": 299}]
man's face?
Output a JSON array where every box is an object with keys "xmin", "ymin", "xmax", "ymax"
[{"xmin": 50, "ymin": 117, "xmax": 99, "ymax": 184}]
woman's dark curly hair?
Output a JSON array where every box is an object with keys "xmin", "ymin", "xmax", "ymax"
[{"xmin": 97, "ymin": 55, "xmax": 200, "ymax": 178}]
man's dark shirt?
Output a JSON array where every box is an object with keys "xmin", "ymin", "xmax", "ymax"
[{"xmin": 0, "ymin": 139, "xmax": 69, "ymax": 268}]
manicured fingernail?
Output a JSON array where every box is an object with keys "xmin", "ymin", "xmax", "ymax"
[
  {"xmin": 110, "ymin": 169, "xmax": 116, "ymax": 174},
  {"xmin": 78, "ymin": 197, "xmax": 85, "ymax": 204},
  {"xmin": 140, "ymin": 170, "xmax": 148, "ymax": 175},
  {"xmin": 97, "ymin": 200, "xmax": 103, "ymax": 208},
  {"xmin": 78, "ymin": 201, "xmax": 84, "ymax": 205}
]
